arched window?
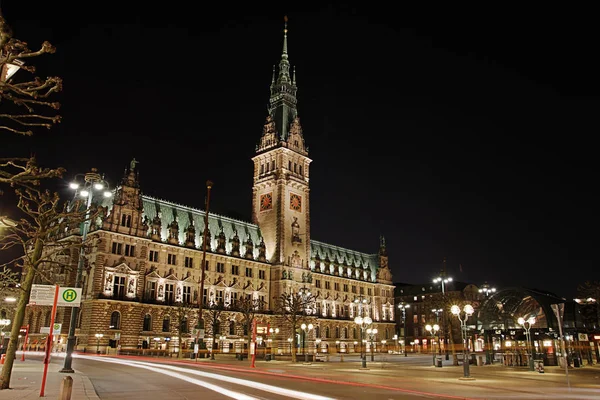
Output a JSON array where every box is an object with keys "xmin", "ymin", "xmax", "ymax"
[
  {"xmin": 229, "ymin": 320, "xmax": 235, "ymax": 335},
  {"xmin": 162, "ymin": 316, "xmax": 170, "ymax": 332},
  {"xmin": 343, "ymin": 327, "xmax": 348, "ymax": 339},
  {"xmin": 335, "ymin": 326, "xmax": 340, "ymax": 338},
  {"xmin": 314, "ymin": 326, "xmax": 320, "ymax": 338},
  {"xmin": 110, "ymin": 311, "xmax": 120, "ymax": 329},
  {"xmin": 325, "ymin": 326, "xmax": 330, "ymax": 338},
  {"xmin": 353, "ymin": 327, "xmax": 357, "ymax": 339},
  {"xmin": 214, "ymin": 321, "xmax": 221, "ymax": 335},
  {"xmin": 143, "ymin": 314, "xmax": 152, "ymax": 331},
  {"xmin": 180, "ymin": 317, "xmax": 188, "ymax": 334}
]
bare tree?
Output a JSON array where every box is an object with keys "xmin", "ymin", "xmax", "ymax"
[
  {"xmin": 0, "ymin": 9, "xmax": 63, "ymax": 188},
  {"xmin": 0, "ymin": 188, "xmax": 88, "ymax": 389},
  {"xmin": 273, "ymin": 291, "xmax": 315, "ymax": 363},
  {"xmin": 234, "ymin": 292, "xmax": 266, "ymax": 357},
  {"xmin": 170, "ymin": 301, "xmax": 196, "ymax": 359},
  {"xmin": 203, "ymin": 301, "xmax": 225, "ymax": 360}
]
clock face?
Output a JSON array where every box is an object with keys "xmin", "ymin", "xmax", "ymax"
[
  {"xmin": 260, "ymin": 193, "xmax": 273, "ymax": 211},
  {"xmin": 290, "ymin": 193, "xmax": 302, "ymax": 212}
]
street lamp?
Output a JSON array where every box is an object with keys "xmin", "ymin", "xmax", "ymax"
[
  {"xmin": 315, "ymin": 338, "xmax": 321, "ymax": 355},
  {"xmin": 425, "ymin": 324, "xmax": 440, "ymax": 367},
  {"xmin": 518, "ymin": 316, "xmax": 536, "ymax": 371},
  {"xmin": 398, "ymin": 303, "xmax": 410, "ymax": 357},
  {"xmin": 366, "ymin": 327, "xmax": 378, "ymax": 361},
  {"xmin": 300, "ymin": 323, "xmax": 313, "ymax": 363},
  {"xmin": 354, "ymin": 295, "xmax": 371, "ymax": 368},
  {"xmin": 94, "ymin": 333, "xmax": 103, "ymax": 354},
  {"xmin": 61, "ymin": 168, "xmax": 112, "ymax": 373},
  {"xmin": 451, "ymin": 304, "xmax": 475, "ymax": 379},
  {"xmin": 268, "ymin": 327, "xmax": 279, "ymax": 358},
  {"xmin": 434, "ymin": 272, "xmax": 452, "ymax": 360},
  {"xmin": 392, "ymin": 334, "xmax": 398, "ymax": 353},
  {"xmin": 479, "ymin": 282, "xmax": 497, "ymax": 297}
]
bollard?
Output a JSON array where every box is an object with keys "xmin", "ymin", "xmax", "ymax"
[{"xmin": 59, "ymin": 376, "xmax": 73, "ymax": 400}]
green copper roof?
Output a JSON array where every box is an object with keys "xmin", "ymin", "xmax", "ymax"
[
  {"xmin": 141, "ymin": 195, "xmax": 263, "ymax": 258},
  {"xmin": 310, "ymin": 240, "xmax": 379, "ymax": 282}
]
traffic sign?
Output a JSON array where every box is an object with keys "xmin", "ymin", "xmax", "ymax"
[
  {"xmin": 40, "ymin": 323, "xmax": 62, "ymax": 335},
  {"xmin": 29, "ymin": 285, "xmax": 82, "ymax": 307}
]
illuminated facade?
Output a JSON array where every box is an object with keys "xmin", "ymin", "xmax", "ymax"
[{"xmin": 23, "ymin": 21, "xmax": 395, "ymax": 355}]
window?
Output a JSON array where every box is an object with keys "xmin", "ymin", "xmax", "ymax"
[
  {"xmin": 315, "ymin": 326, "xmax": 320, "ymax": 338},
  {"xmin": 344, "ymin": 304, "xmax": 349, "ymax": 317},
  {"xmin": 367, "ymin": 288, "xmax": 372, "ymax": 296},
  {"xmin": 216, "ymin": 290, "xmax": 224, "ymax": 304},
  {"xmin": 110, "ymin": 311, "xmax": 120, "ymax": 329},
  {"xmin": 216, "ymin": 262, "xmax": 225, "ymax": 273},
  {"xmin": 245, "ymin": 267, "xmax": 253, "ymax": 278},
  {"xmin": 231, "ymin": 265, "xmax": 239, "ymax": 275},
  {"xmin": 167, "ymin": 253, "xmax": 177, "ymax": 265},
  {"xmin": 294, "ymin": 163, "xmax": 297, "ymax": 173},
  {"xmin": 271, "ymin": 160, "xmax": 275, "ymax": 170},
  {"xmin": 259, "ymin": 295, "xmax": 265, "ymax": 308},
  {"xmin": 413, "ymin": 315, "xmax": 418, "ymax": 323},
  {"xmin": 203, "ymin": 289, "xmax": 208, "ymax": 305},
  {"xmin": 204, "ymin": 261, "xmax": 210, "ymax": 270},
  {"xmin": 121, "ymin": 214, "xmax": 131, "ymax": 227},
  {"xmin": 315, "ymin": 302, "xmax": 321, "ymax": 315},
  {"xmin": 325, "ymin": 281, "xmax": 330, "ymax": 290},
  {"xmin": 335, "ymin": 327, "xmax": 339, "ymax": 338},
  {"xmin": 315, "ymin": 280, "xmax": 321, "ymax": 288},
  {"xmin": 185, "ymin": 256, "xmax": 193, "ymax": 268},
  {"xmin": 360, "ymin": 287, "xmax": 364, "ymax": 294},
  {"xmin": 351, "ymin": 286, "xmax": 357, "ymax": 294},
  {"xmin": 353, "ymin": 327, "xmax": 357, "ymax": 339},
  {"xmin": 334, "ymin": 283, "xmax": 340, "ymax": 291},
  {"xmin": 125, "ymin": 244, "xmax": 135, "ymax": 257},
  {"xmin": 146, "ymin": 281, "xmax": 156, "ymax": 300},
  {"xmin": 288, "ymin": 160, "xmax": 292, "ymax": 170},
  {"xmin": 113, "ymin": 276, "xmax": 125, "ymax": 298},
  {"xmin": 229, "ymin": 320, "xmax": 235, "ymax": 335},
  {"xmin": 258, "ymin": 270, "xmax": 265, "ymax": 280},
  {"xmin": 325, "ymin": 326, "xmax": 330, "ymax": 338},
  {"xmin": 165, "ymin": 284, "xmax": 174, "ymax": 303},
  {"xmin": 143, "ymin": 314, "xmax": 152, "ymax": 331},
  {"xmin": 343, "ymin": 284, "xmax": 348, "ymax": 292},
  {"xmin": 148, "ymin": 250, "xmax": 158, "ymax": 262},
  {"xmin": 183, "ymin": 286, "xmax": 192, "ymax": 304},
  {"xmin": 343, "ymin": 327, "xmax": 348, "ymax": 339},
  {"xmin": 299, "ymin": 165, "xmax": 303, "ymax": 175},
  {"xmin": 111, "ymin": 242, "xmax": 122, "ymax": 255},
  {"xmin": 231, "ymin": 291, "xmax": 238, "ymax": 306},
  {"xmin": 162, "ymin": 316, "xmax": 170, "ymax": 332},
  {"xmin": 180, "ymin": 317, "xmax": 188, "ymax": 334},
  {"xmin": 260, "ymin": 164, "xmax": 264, "ymax": 174}
]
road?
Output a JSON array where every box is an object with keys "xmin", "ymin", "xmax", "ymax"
[{"xmin": 33, "ymin": 353, "xmax": 600, "ymax": 399}]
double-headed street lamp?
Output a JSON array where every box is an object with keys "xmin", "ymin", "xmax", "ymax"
[
  {"xmin": 479, "ymin": 282, "xmax": 497, "ymax": 297},
  {"xmin": 61, "ymin": 168, "xmax": 112, "ymax": 373},
  {"xmin": 518, "ymin": 316, "xmax": 536, "ymax": 371},
  {"xmin": 426, "ymin": 323, "xmax": 440, "ymax": 367},
  {"xmin": 434, "ymin": 271, "xmax": 452, "ymax": 360},
  {"xmin": 354, "ymin": 295, "xmax": 371, "ymax": 368},
  {"xmin": 398, "ymin": 303, "xmax": 410, "ymax": 357},
  {"xmin": 366, "ymin": 327, "xmax": 378, "ymax": 361},
  {"xmin": 451, "ymin": 304, "xmax": 475, "ymax": 379},
  {"xmin": 300, "ymin": 323, "xmax": 313, "ymax": 363}
]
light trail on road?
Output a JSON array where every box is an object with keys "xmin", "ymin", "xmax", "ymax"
[{"xmin": 78, "ymin": 354, "xmax": 336, "ymax": 400}]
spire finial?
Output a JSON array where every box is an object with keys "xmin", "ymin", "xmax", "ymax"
[{"xmin": 282, "ymin": 16, "xmax": 288, "ymax": 57}]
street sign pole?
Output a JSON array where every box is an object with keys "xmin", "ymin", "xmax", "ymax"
[
  {"xmin": 20, "ymin": 325, "xmax": 29, "ymax": 362},
  {"xmin": 40, "ymin": 285, "xmax": 59, "ymax": 397}
]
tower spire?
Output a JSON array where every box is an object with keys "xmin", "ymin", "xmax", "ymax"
[{"xmin": 282, "ymin": 15, "xmax": 288, "ymax": 58}]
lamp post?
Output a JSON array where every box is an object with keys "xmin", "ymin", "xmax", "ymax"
[
  {"xmin": 398, "ymin": 303, "xmax": 410, "ymax": 357},
  {"xmin": 300, "ymin": 323, "xmax": 313, "ymax": 363},
  {"xmin": 315, "ymin": 338, "xmax": 321, "ymax": 356},
  {"xmin": 518, "ymin": 316, "xmax": 536, "ymax": 371},
  {"xmin": 94, "ymin": 333, "xmax": 103, "ymax": 354},
  {"xmin": 366, "ymin": 327, "xmax": 378, "ymax": 361},
  {"xmin": 61, "ymin": 169, "xmax": 112, "ymax": 373},
  {"xmin": 451, "ymin": 304, "xmax": 475, "ymax": 379},
  {"xmin": 196, "ymin": 180, "xmax": 213, "ymax": 350},
  {"xmin": 392, "ymin": 334, "xmax": 398, "ymax": 353},
  {"xmin": 478, "ymin": 282, "xmax": 496, "ymax": 297},
  {"xmin": 434, "ymin": 270, "xmax": 452, "ymax": 360},
  {"xmin": 425, "ymin": 324, "xmax": 440, "ymax": 367},
  {"xmin": 354, "ymin": 295, "xmax": 371, "ymax": 368},
  {"xmin": 268, "ymin": 327, "xmax": 279, "ymax": 358}
]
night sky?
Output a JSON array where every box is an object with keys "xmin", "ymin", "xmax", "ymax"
[{"xmin": 1, "ymin": 4, "xmax": 596, "ymax": 299}]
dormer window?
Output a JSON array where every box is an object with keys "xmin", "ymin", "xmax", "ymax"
[
  {"xmin": 121, "ymin": 214, "xmax": 132, "ymax": 227},
  {"xmin": 294, "ymin": 140, "xmax": 298, "ymax": 147}
]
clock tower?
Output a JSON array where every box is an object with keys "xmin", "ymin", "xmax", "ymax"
[{"xmin": 251, "ymin": 18, "xmax": 312, "ymax": 292}]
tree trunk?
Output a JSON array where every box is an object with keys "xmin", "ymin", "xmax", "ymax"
[{"xmin": 0, "ymin": 238, "xmax": 42, "ymax": 390}]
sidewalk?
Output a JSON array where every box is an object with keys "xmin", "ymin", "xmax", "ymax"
[{"xmin": 0, "ymin": 355, "xmax": 100, "ymax": 399}]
